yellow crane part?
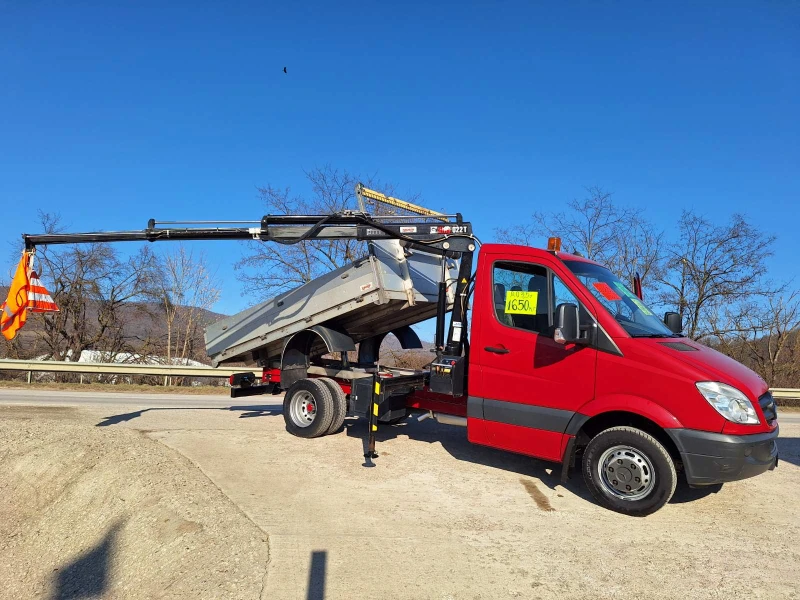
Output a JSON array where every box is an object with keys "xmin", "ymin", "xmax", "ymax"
[{"xmin": 356, "ymin": 183, "xmax": 445, "ymax": 218}]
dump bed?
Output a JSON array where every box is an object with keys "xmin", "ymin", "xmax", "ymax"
[{"xmin": 205, "ymin": 242, "xmax": 457, "ymax": 367}]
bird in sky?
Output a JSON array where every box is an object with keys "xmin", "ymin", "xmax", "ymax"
[{"xmin": 283, "ymin": 67, "xmax": 287, "ymax": 74}]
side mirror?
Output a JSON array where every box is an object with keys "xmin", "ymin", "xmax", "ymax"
[
  {"xmin": 664, "ymin": 311, "xmax": 682, "ymax": 334},
  {"xmin": 554, "ymin": 303, "xmax": 581, "ymax": 345}
]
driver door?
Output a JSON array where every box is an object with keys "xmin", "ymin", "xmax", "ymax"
[{"xmin": 469, "ymin": 253, "xmax": 597, "ymax": 461}]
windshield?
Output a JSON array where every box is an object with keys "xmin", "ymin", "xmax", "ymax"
[{"xmin": 562, "ymin": 260, "xmax": 676, "ymax": 337}]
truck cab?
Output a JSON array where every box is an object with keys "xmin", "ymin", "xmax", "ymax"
[{"xmin": 466, "ymin": 243, "xmax": 779, "ymax": 515}]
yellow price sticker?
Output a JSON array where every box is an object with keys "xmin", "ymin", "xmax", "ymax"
[{"xmin": 504, "ymin": 290, "xmax": 538, "ymax": 315}]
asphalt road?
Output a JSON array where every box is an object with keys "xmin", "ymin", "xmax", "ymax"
[{"xmin": 2, "ymin": 388, "xmax": 799, "ymax": 600}]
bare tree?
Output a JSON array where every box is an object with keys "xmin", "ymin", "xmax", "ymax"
[
  {"xmin": 236, "ymin": 166, "xmax": 406, "ymax": 301},
  {"xmin": 156, "ymin": 245, "xmax": 221, "ymax": 382},
  {"xmin": 495, "ymin": 195, "xmax": 800, "ymax": 378},
  {"xmin": 27, "ymin": 213, "xmax": 160, "ymax": 376},
  {"xmin": 711, "ymin": 290, "xmax": 800, "ymax": 387},
  {"xmin": 495, "ymin": 186, "xmax": 664, "ymax": 290},
  {"xmin": 658, "ymin": 212, "xmax": 775, "ymax": 341},
  {"xmin": 603, "ymin": 213, "xmax": 665, "ymax": 291}
]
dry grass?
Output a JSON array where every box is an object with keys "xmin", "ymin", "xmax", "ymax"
[{"xmin": 0, "ymin": 380, "xmax": 229, "ymax": 395}]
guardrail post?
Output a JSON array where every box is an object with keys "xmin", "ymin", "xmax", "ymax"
[{"xmin": 27, "ymin": 371, "xmax": 31, "ymax": 384}]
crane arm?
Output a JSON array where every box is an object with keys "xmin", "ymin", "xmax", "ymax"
[
  {"xmin": 23, "ymin": 213, "xmax": 474, "ymax": 254},
  {"xmin": 22, "ymin": 211, "xmax": 477, "ymax": 356}
]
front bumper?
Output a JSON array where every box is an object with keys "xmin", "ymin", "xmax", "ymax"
[{"xmin": 666, "ymin": 426, "xmax": 779, "ymax": 486}]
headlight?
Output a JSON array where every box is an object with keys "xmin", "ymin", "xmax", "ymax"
[{"xmin": 696, "ymin": 382, "xmax": 759, "ymax": 425}]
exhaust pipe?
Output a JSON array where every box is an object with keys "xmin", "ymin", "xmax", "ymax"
[{"xmin": 418, "ymin": 411, "xmax": 467, "ymax": 427}]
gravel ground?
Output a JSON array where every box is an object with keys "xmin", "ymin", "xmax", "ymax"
[{"xmin": 0, "ymin": 412, "xmax": 269, "ymax": 600}]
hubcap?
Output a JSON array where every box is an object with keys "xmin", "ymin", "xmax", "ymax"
[
  {"xmin": 289, "ymin": 391, "xmax": 317, "ymax": 427},
  {"xmin": 597, "ymin": 445, "xmax": 655, "ymax": 501}
]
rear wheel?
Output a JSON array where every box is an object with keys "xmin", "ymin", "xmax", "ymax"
[
  {"xmin": 283, "ymin": 379, "xmax": 334, "ymax": 438},
  {"xmin": 582, "ymin": 426, "xmax": 677, "ymax": 517},
  {"xmin": 317, "ymin": 378, "xmax": 347, "ymax": 434}
]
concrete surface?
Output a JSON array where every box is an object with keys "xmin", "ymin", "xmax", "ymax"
[{"xmin": 1, "ymin": 389, "xmax": 798, "ymax": 600}]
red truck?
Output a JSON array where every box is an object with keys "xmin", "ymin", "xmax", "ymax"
[
  {"xmin": 23, "ymin": 189, "xmax": 779, "ymax": 516},
  {"xmin": 250, "ymin": 240, "xmax": 779, "ymax": 516}
]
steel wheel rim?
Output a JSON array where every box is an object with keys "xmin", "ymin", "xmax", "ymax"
[
  {"xmin": 597, "ymin": 445, "xmax": 656, "ymax": 501},
  {"xmin": 289, "ymin": 390, "xmax": 317, "ymax": 427}
]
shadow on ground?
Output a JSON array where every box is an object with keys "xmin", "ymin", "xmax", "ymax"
[
  {"xmin": 344, "ymin": 416, "xmax": 755, "ymax": 507},
  {"xmin": 344, "ymin": 416, "xmax": 595, "ymax": 503},
  {"xmin": 669, "ymin": 482, "xmax": 723, "ymax": 503},
  {"xmin": 777, "ymin": 436, "xmax": 800, "ymax": 467},
  {"xmin": 95, "ymin": 404, "xmax": 283, "ymax": 427},
  {"xmin": 307, "ymin": 550, "xmax": 327, "ymax": 600},
  {"xmin": 51, "ymin": 520, "xmax": 124, "ymax": 600}
]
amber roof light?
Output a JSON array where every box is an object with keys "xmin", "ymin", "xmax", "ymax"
[{"xmin": 547, "ymin": 237, "xmax": 562, "ymax": 252}]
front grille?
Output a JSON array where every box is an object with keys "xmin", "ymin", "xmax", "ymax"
[{"xmin": 758, "ymin": 392, "xmax": 777, "ymax": 422}]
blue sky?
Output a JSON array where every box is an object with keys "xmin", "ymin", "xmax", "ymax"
[{"xmin": 2, "ymin": 1, "xmax": 798, "ymax": 325}]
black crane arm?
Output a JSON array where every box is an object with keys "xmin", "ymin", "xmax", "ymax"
[
  {"xmin": 22, "ymin": 211, "xmax": 477, "ymax": 357},
  {"xmin": 23, "ymin": 213, "xmax": 475, "ymax": 254}
]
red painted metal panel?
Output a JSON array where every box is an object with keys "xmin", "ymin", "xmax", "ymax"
[
  {"xmin": 480, "ymin": 419, "xmax": 564, "ymax": 462},
  {"xmin": 406, "ymin": 389, "xmax": 468, "ymax": 417},
  {"xmin": 467, "ymin": 417, "xmax": 490, "ymax": 445}
]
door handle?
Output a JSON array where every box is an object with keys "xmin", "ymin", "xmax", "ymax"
[{"xmin": 484, "ymin": 346, "xmax": 510, "ymax": 354}]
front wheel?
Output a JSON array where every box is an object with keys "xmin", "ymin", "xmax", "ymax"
[{"xmin": 582, "ymin": 426, "xmax": 677, "ymax": 517}]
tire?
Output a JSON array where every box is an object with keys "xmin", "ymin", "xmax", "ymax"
[
  {"xmin": 283, "ymin": 379, "xmax": 335, "ymax": 439},
  {"xmin": 582, "ymin": 426, "xmax": 677, "ymax": 517},
  {"xmin": 317, "ymin": 378, "xmax": 347, "ymax": 435}
]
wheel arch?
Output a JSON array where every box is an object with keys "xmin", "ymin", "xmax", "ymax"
[
  {"xmin": 571, "ymin": 394, "xmax": 683, "ymax": 430},
  {"xmin": 281, "ymin": 325, "xmax": 355, "ymax": 389},
  {"xmin": 569, "ymin": 410, "xmax": 682, "ymax": 466}
]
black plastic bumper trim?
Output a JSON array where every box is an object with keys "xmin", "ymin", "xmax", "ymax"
[
  {"xmin": 666, "ymin": 426, "xmax": 779, "ymax": 486},
  {"xmin": 467, "ymin": 396, "xmax": 484, "ymax": 419}
]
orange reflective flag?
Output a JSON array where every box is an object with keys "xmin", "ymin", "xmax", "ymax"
[
  {"xmin": 0, "ymin": 252, "xmax": 59, "ymax": 340},
  {"xmin": 28, "ymin": 270, "xmax": 59, "ymax": 313},
  {"xmin": 0, "ymin": 252, "xmax": 31, "ymax": 340}
]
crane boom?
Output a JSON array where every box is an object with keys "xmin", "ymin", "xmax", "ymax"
[
  {"xmin": 23, "ymin": 213, "xmax": 474, "ymax": 254},
  {"xmin": 22, "ymin": 210, "xmax": 477, "ymax": 357}
]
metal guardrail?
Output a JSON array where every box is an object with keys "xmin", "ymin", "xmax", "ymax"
[
  {"xmin": 771, "ymin": 389, "xmax": 800, "ymax": 401},
  {"xmin": 0, "ymin": 358, "xmax": 252, "ymax": 379}
]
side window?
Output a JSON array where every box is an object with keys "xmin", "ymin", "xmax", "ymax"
[
  {"xmin": 552, "ymin": 274, "xmax": 579, "ymax": 316},
  {"xmin": 492, "ymin": 262, "xmax": 550, "ymax": 334},
  {"xmin": 552, "ymin": 273, "xmax": 592, "ymax": 329}
]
